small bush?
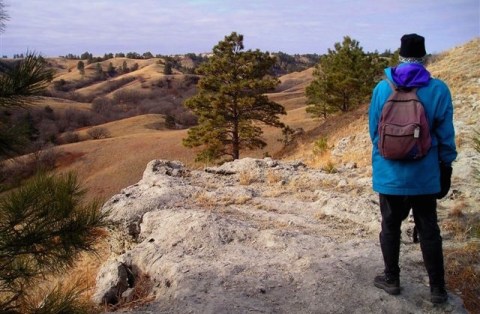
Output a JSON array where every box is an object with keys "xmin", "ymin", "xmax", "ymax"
[
  {"xmin": 0, "ymin": 147, "xmax": 61, "ymax": 191},
  {"xmin": 313, "ymin": 137, "xmax": 329, "ymax": 155},
  {"xmin": 62, "ymin": 131, "xmax": 80, "ymax": 144},
  {"xmin": 87, "ymin": 127, "xmax": 110, "ymax": 140}
]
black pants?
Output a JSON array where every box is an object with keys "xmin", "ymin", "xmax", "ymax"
[{"xmin": 379, "ymin": 194, "xmax": 445, "ymax": 288}]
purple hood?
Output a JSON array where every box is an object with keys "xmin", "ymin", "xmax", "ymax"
[{"xmin": 386, "ymin": 63, "xmax": 431, "ymax": 88}]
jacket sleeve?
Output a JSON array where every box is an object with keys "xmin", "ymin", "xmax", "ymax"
[
  {"xmin": 432, "ymin": 82, "xmax": 457, "ymax": 165},
  {"xmin": 368, "ymin": 86, "xmax": 379, "ymax": 143}
]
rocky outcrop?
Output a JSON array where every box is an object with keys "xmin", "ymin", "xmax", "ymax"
[{"xmin": 93, "ymin": 158, "xmax": 468, "ymax": 313}]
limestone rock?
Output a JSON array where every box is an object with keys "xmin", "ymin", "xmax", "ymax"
[{"xmin": 94, "ymin": 157, "xmax": 470, "ymax": 313}]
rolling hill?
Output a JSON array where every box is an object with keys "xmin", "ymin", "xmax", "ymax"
[{"xmin": 9, "ymin": 38, "xmax": 477, "ymax": 312}]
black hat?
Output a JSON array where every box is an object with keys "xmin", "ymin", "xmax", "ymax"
[{"xmin": 399, "ymin": 34, "xmax": 426, "ymax": 58}]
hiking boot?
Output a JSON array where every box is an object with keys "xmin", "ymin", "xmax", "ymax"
[
  {"xmin": 374, "ymin": 275, "xmax": 400, "ymax": 295},
  {"xmin": 431, "ymin": 286, "xmax": 448, "ymax": 304}
]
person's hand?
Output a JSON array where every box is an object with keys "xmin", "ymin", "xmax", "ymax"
[{"xmin": 437, "ymin": 163, "xmax": 452, "ymax": 199}]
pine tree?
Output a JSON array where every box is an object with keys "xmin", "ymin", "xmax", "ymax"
[
  {"xmin": 0, "ymin": 173, "xmax": 108, "ymax": 312},
  {"xmin": 0, "ymin": 4, "xmax": 108, "ymax": 311},
  {"xmin": 122, "ymin": 60, "xmax": 129, "ymax": 73},
  {"xmin": 0, "ymin": 53, "xmax": 54, "ymax": 157},
  {"xmin": 183, "ymin": 32, "xmax": 286, "ymax": 162},
  {"xmin": 306, "ymin": 36, "xmax": 385, "ymax": 117},
  {"xmin": 107, "ymin": 62, "xmax": 116, "ymax": 77},
  {"xmin": 77, "ymin": 60, "xmax": 85, "ymax": 75},
  {"xmin": 95, "ymin": 62, "xmax": 105, "ymax": 79},
  {"xmin": 163, "ymin": 61, "xmax": 173, "ymax": 75}
]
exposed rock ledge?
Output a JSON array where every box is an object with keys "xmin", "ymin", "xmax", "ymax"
[{"xmin": 93, "ymin": 158, "xmax": 466, "ymax": 313}]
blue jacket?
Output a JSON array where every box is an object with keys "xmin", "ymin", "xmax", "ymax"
[{"xmin": 369, "ymin": 63, "xmax": 457, "ymax": 195}]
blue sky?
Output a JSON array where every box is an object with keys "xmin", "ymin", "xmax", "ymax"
[{"xmin": 0, "ymin": 0, "xmax": 478, "ymax": 57}]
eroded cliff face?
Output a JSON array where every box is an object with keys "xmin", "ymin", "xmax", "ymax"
[{"xmin": 93, "ymin": 158, "xmax": 470, "ymax": 313}]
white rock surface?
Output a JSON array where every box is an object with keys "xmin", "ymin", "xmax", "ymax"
[{"xmin": 94, "ymin": 157, "xmax": 472, "ymax": 313}]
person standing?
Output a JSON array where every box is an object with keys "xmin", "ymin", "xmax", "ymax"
[{"xmin": 368, "ymin": 34, "xmax": 457, "ymax": 304}]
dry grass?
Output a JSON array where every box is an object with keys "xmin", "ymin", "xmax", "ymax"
[
  {"xmin": 445, "ymin": 242, "xmax": 480, "ymax": 312},
  {"xmin": 321, "ymin": 160, "xmax": 337, "ymax": 174},
  {"xmin": 21, "ymin": 230, "xmax": 111, "ymax": 313},
  {"xmin": 284, "ymin": 105, "xmax": 370, "ymax": 169},
  {"xmin": 77, "ymin": 114, "xmax": 166, "ymax": 139},
  {"xmin": 195, "ymin": 191, "xmax": 252, "ymax": 208},
  {"xmin": 239, "ymin": 170, "xmax": 258, "ymax": 185},
  {"xmin": 34, "ymin": 96, "xmax": 92, "ymax": 111},
  {"xmin": 428, "ymin": 38, "xmax": 480, "ymax": 96},
  {"xmin": 106, "ymin": 273, "xmax": 155, "ymax": 312},
  {"xmin": 53, "ymin": 128, "xmax": 194, "ymax": 203},
  {"xmin": 442, "ymin": 198, "xmax": 480, "ymax": 314},
  {"xmin": 442, "ymin": 210, "xmax": 480, "ymax": 241},
  {"xmin": 265, "ymin": 169, "xmax": 283, "ymax": 184},
  {"xmin": 314, "ymin": 211, "xmax": 327, "ymax": 220},
  {"xmin": 449, "ymin": 202, "xmax": 465, "ymax": 218}
]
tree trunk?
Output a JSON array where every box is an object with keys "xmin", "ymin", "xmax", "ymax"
[{"xmin": 232, "ymin": 122, "xmax": 240, "ymax": 160}]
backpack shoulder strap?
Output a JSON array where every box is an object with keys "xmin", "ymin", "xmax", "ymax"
[{"xmin": 385, "ymin": 78, "xmax": 397, "ymax": 92}]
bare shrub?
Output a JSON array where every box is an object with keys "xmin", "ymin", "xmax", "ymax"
[
  {"xmin": 62, "ymin": 131, "xmax": 80, "ymax": 144},
  {"xmin": 0, "ymin": 147, "xmax": 61, "ymax": 190},
  {"xmin": 113, "ymin": 89, "xmax": 143, "ymax": 105},
  {"xmin": 87, "ymin": 127, "xmax": 111, "ymax": 140},
  {"xmin": 33, "ymin": 147, "xmax": 60, "ymax": 171}
]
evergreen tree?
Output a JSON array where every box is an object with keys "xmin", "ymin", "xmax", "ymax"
[
  {"xmin": 306, "ymin": 36, "xmax": 384, "ymax": 117},
  {"xmin": 183, "ymin": 32, "xmax": 286, "ymax": 162},
  {"xmin": 104, "ymin": 52, "xmax": 114, "ymax": 60},
  {"xmin": 95, "ymin": 62, "xmax": 105, "ymax": 79},
  {"xmin": 80, "ymin": 51, "xmax": 92, "ymax": 61},
  {"xmin": 122, "ymin": 60, "xmax": 129, "ymax": 73},
  {"xmin": 77, "ymin": 60, "xmax": 85, "ymax": 75},
  {"xmin": 142, "ymin": 51, "xmax": 154, "ymax": 59},
  {"xmin": 0, "ymin": 173, "xmax": 108, "ymax": 312},
  {"xmin": 107, "ymin": 62, "xmax": 116, "ymax": 77},
  {"xmin": 163, "ymin": 61, "xmax": 173, "ymax": 75},
  {"xmin": 0, "ymin": 53, "xmax": 54, "ymax": 110}
]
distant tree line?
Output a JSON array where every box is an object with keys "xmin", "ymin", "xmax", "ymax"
[
  {"xmin": 62, "ymin": 51, "xmax": 156, "ymax": 62},
  {"xmin": 56, "ymin": 50, "xmax": 327, "ymax": 77},
  {"xmin": 270, "ymin": 52, "xmax": 320, "ymax": 76}
]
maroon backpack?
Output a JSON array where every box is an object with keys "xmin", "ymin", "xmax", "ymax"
[{"xmin": 377, "ymin": 79, "xmax": 432, "ymax": 160}]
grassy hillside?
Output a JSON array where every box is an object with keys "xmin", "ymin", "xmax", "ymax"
[
  {"xmin": 6, "ymin": 39, "xmax": 478, "ymax": 203},
  {"xmin": 16, "ymin": 39, "xmax": 477, "ymax": 312}
]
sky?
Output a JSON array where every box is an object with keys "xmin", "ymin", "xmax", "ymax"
[{"xmin": 0, "ymin": 0, "xmax": 479, "ymax": 57}]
